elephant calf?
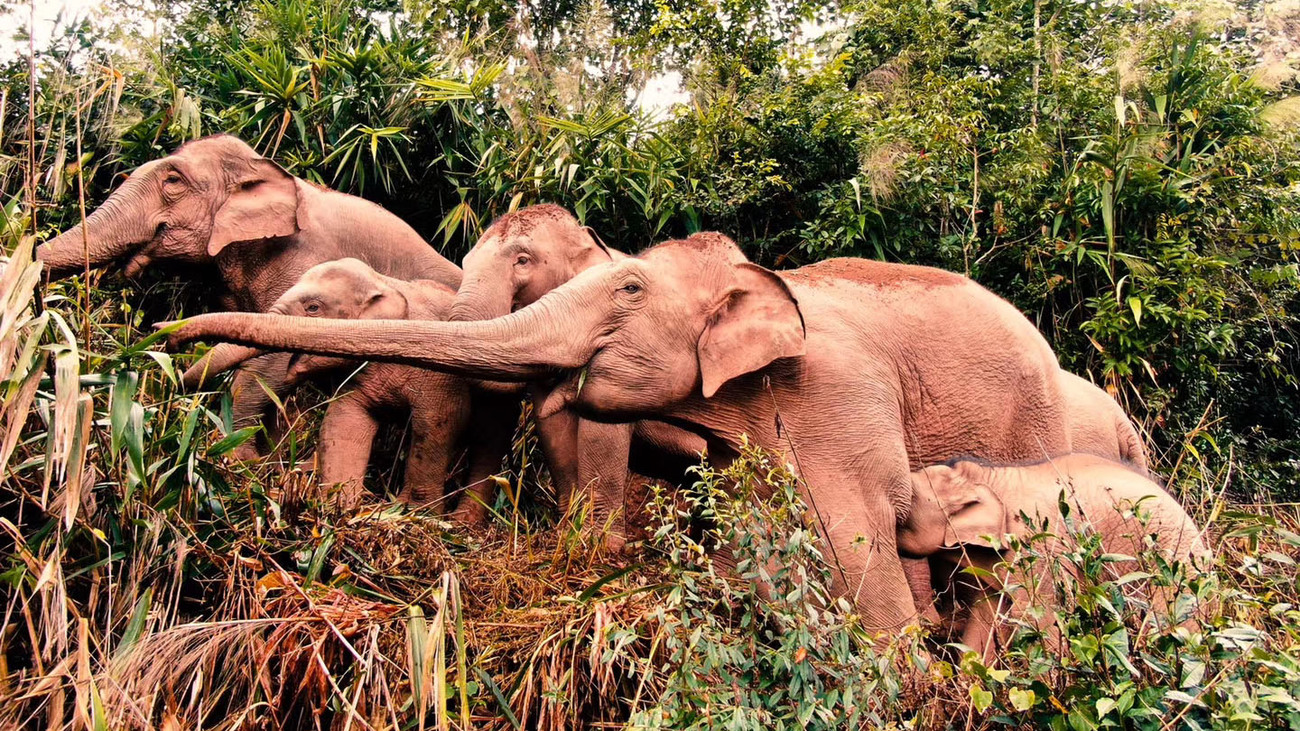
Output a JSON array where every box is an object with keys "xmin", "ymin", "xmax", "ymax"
[
  {"xmin": 901, "ymin": 453, "xmax": 1210, "ymax": 660},
  {"xmin": 184, "ymin": 259, "xmax": 505, "ymax": 517}
]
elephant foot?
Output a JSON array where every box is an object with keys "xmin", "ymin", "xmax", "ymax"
[
  {"xmin": 601, "ymin": 529, "xmax": 629, "ymax": 556},
  {"xmin": 447, "ymin": 500, "xmax": 488, "ymax": 527},
  {"xmin": 396, "ymin": 487, "xmax": 444, "ymax": 514}
]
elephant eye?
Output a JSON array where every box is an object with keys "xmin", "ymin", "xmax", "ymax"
[
  {"xmin": 619, "ymin": 283, "xmax": 641, "ymax": 295},
  {"xmin": 305, "ymin": 303, "xmax": 322, "ymax": 315},
  {"xmin": 514, "ymin": 254, "xmax": 531, "ymax": 267},
  {"xmin": 163, "ymin": 172, "xmax": 184, "ymax": 186}
]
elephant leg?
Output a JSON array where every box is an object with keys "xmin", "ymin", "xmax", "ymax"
[
  {"xmin": 316, "ymin": 391, "xmax": 379, "ymax": 509},
  {"xmin": 228, "ymin": 351, "xmax": 295, "ymax": 461},
  {"xmin": 399, "ymin": 376, "xmax": 473, "ymax": 512},
  {"xmin": 576, "ymin": 418, "xmax": 635, "ymax": 552},
  {"xmin": 533, "ymin": 398, "xmax": 581, "ymax": 512},
  {"xmin": 903, "ymin": 557, "xmax": 942, "ymax": 624},
  {"xmin": 800, "ymin": 421, "xmax": 920, "ymax": 636},
  {"xmin": 449, "ymin": 397, "xmax": 515, "ymax": 526}
]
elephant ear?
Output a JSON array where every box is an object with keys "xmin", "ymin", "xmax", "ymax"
[
  {"xmin": 933, "ymin": 470, "xmax": 1008, "ymax": 549},
  {"xmin": 209, "ymin": 158, "xmax": 301, "ymax": 256},
  {"xmin": 360, "ymin": 283, "xmax": 410, "ymax": 321},
  {"xmin": 697, "ymin": 263, "xmax": 806, "ymax": 398}
]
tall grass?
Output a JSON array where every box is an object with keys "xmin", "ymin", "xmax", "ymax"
[{"xmin": 2, "ymin": 3, "xmax": 1298, "ymax": 727}]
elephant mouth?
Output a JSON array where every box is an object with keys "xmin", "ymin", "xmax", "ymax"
[{"xmin": 535, "ymin": 367, "xmax": 586, "ymax": 419}]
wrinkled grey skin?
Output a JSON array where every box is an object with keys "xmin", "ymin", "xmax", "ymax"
[
  {"xmin": 904, "ymin": 454, "xmax": 1209, "ymax": 660},
  {"xmin": 185, "ymin": 259, "xmax": 505, "ymax": 517},
  {"xmin": 39, "ymin": 134, "xmax": 461, "ymax": 460},
  {"xmin": 447, "ymin": 204, "xmax": 705, "ymax": 545},
  {"xmin": 165, "ymin": 233, "xmax": 1078, "ymax": 635}
]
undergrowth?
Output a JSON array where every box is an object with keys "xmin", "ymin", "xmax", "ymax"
[{"xmin": 2, "ymin": 234, "xmax": 1299, "ymax": 729}]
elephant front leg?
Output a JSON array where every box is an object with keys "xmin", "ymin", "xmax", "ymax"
[
  {"xmin": 806, "ymin": 462, "xmax": 921, "ymax": 638},
  {"xmin": 533, "ymin": 399, "xmax": 581, "ymax": 513},
  {"xmin": 576, "ymin": 418, "xmax": 635, "ymax": 553},
  {"xmin": 316, "ymin": 392, "xmax": 379, "ymax": 509},
  {"xmin": 228, "ymin": 351, "xmax": 295, "ymax": 461}
]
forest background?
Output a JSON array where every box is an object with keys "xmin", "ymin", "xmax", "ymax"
[{"xmin": 1, "ymin": 0, "xmax": 1299, "ymax": 728}]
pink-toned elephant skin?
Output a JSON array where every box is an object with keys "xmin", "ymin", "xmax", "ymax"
[
  {"xmin": 180, "ymin": 259, "xmax": 506, "ymax": 518},
  {"xmin": 38, "ymin": 134, "xmax": 461, "ymax": 460},
  {"xmin": 902, "ymin": 453, "xmax": 1209, "ymax": 660},
  {"xmin": 1060, "ymin": 372, "xmax": 1149, "ymax": 470},
  {"xmin": 163, "ymin": 232, "xmax": 1074, "ymax": 635},
  {"xmin": 447, "ymin": 204, "xmax": 706, "ymax": 540}
]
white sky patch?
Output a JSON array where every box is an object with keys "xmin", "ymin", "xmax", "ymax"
[
  {"xmin": 0, "ymin": 0, "xmax": 109, "ymax": 62},
  {"xmin": 633, "ymin": 70, "xmax": 690, "ymax": 119}
]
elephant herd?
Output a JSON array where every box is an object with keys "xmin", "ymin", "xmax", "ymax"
[{"xmin": 37, "ymin": 134, "xmax": 1209, "ymax": 658}]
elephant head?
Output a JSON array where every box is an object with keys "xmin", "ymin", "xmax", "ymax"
[
  {"xmin": 447, "ymin": 204, "xmax": 614, "ymax": 324},
  {"xmin": 182, "ymin": 258, "xmax": 412, "ymax": 388},
  {"xmin": 167, "ymin": 233, "xmax": 806, "ymax": 421},
  {"xmin": 38, "ymin": 135, "xmax": 302, "ymax": 279},
  {"xmin": 900, "ymin": 459, "xmax": 1008, "ymax": 556}
]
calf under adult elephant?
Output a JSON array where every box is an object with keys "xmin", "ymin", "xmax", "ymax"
[
  {"xmin": 38, "ymin": 134, "xmax": 462, "ymax": 459},
  {"xmin": 164, "ymin": 233, "xmax": 1073, "ymax": 634}
]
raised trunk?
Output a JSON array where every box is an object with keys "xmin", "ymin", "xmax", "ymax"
[
  {"xmin": 170, "ymin": 287, "xmax": 603, "ymax": 382},
  {"xmin": 37, "ymin": 176, "xmax": 159, "ymax": 278},
  {"xmin": 446, "ymin": 275, "xmax": 514, "ymax": 323}
]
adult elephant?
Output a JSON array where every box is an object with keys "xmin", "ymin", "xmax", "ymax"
[
  {"xmin": 38, "ymin": 134, "xmax": 462, "ymax": 459},
  {"xmin": 448, "ymin": 204, "xmax": 704, "ymax": 543},
  {"xmin": 164, "ymin": 233, "xmax": 1072, "ymax": 633}
]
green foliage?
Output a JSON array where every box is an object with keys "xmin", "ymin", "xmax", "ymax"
[
  {"xmin": 2, "ymin": 0, "xmax": 1300, "ymax": 726},
  {"xmin": 948, "ymin": 505, "xmax": 1300, "ymax": 731},
  {"xmin": 632, "ymin": 444, "xmax": 912, "ymax": 729}
]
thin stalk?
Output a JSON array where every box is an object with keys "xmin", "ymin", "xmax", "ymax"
[{"xmin": 74, "ymin": 84, "xmax": 90, "ymax": 345}]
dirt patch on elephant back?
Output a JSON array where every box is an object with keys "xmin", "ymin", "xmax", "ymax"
[
  {"xmin": 484, "ymin": 203, "xmax": 579, "ymax": 237},
  {"xmin": 648, "ymin": 232, "xmax": 748, "ymax": 263},
  {"xmin": 787, "ymin": 258, "xmax": 966, "ymax": 289}
]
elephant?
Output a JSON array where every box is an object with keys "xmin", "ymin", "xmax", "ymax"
[
  {"xmin": 447, "ymin": 204, "xmax": 705, "ymax": 544},
  {"xmin": 1061, "ymin": 371, "xmax": 1149, "ymax": 470},
  {"xmin": 162, "ymin": 232, "xmax": 1077, "ymax": 634},
  {"xmin": 38, "ymin": 134, "xmax": 462, "ymax": 460},
  {"xmin": 182, "ymin": 259, "xmax": 507, "ymax": 518},
  {"xmin": 901, "ymin": 453, "xmax": 1209, "ymax": 660}
]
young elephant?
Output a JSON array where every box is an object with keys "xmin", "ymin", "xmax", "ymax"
[
  {"xmin": 901, "ymin": 454, "xmax": 1209, "ymax": 659},
  {"xmin": 448, "ymin": 204, "xmax": 705, "ymax": 543},
  {"xmin": 184, "ymin": 259, "xmax": 494, "ymax": 516}
]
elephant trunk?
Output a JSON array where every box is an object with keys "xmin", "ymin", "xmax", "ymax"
[
  {"xmin": 168, "ymin": 284, "xmax": 605, "ymax": 382},
  {"xmin": 181, "ymin": 344, "xmax": 266, "ymax": 389},
  {"xmin": 446, "ymin": 276, "xmax": 514, "ymax": 324},
  {"xmin": 37, "ymin": 176, "xmax": 159, "ymax": 278}
]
